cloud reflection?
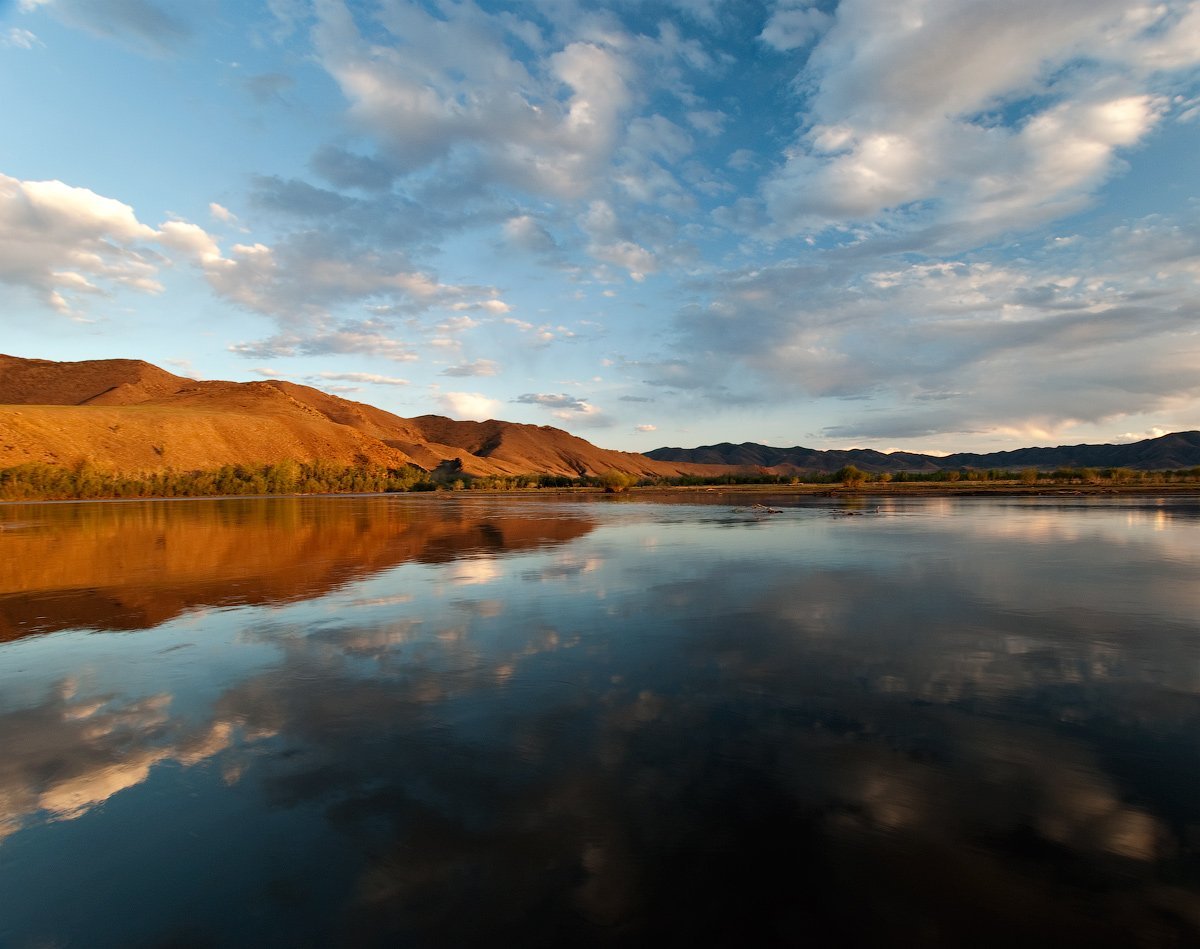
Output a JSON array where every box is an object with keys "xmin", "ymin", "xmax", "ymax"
[{"xmin": 2, "ymin": 498, "xmax": 1199, "ymax": 945}]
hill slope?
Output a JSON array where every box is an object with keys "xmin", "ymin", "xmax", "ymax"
[
  {"xmin": 647, "ymin": 432, "xmax": 1200, "ymax": 473},
  {"xmin": 0, "ymin": 355, "xmax": 722, "ymax": 479}
]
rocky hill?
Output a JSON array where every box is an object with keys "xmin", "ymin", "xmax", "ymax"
[
  {"xmin": 0, "ymin": 355, "xmax": 723, "ymax": 479},
  {"xmin": 647, "ymin": 431, "xmax": 1200, "ymax": 473}
]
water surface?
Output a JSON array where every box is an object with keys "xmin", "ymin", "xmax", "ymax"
[{"xmin": 2, "ymin": 494, "xmax": 1199, "ymax": 946}]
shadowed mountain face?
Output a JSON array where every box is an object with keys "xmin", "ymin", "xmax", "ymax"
[
  {"xmin": 0, "ymin": 497, "xmax": 597, "ymax": 641},
  {"xmin": 0, "ymin": 355, "xmax": 721, "ymax": 479},
  {"xmin": 648, "ymin": 431, "xmax": 1200, "ymax": 473}
]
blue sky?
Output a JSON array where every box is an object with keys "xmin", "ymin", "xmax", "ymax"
[{"xmin": 2, "ymin": 0, "xmax": 1198, "ymax": 453}]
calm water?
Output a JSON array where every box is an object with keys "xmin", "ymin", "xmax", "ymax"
[{"xmin": 1, "ymin": 493, "xmax": 1199, "ymax": 947}]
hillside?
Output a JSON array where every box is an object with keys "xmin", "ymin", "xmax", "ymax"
[
  {"xmin": 0, "ymin": 355, "xmax": 723, "ymax": 479},
  {"xmin": 647, "ymin": 431, "xmax": 1200, "ymax": 473}
]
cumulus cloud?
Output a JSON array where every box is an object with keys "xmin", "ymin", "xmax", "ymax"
[
  {"xmin": 0, "ymin": 172, "xmax": 461, "ymax": 334},
  {"xmin": 513, "ymin": 391, "xmax": 612, "ymax": 427},
  {"xmin": 760, "ymin": 0, "xmax": 1200, "ymax": 244},
  {"xmin": 312, "ymin": 0, "xmax": 635, "ymax": 200},
  {"xmin": 438, "ymin": 391, "xmax": 502, "ymax": 421},
  {"xmin": 634, "ymin": 423, "xmax": 657, "ymax": 432},
  {"xmin": 580, "ymin": 200, "xmax": 658, "ymax": 280},
  {"xmin": 0, "ymin": 172, "xmax": 162, "ymax": 315}
]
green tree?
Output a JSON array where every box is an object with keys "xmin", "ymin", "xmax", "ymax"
[{"xmin": 834, "ymin": 465, "xmax": 865, "ymax": 488}]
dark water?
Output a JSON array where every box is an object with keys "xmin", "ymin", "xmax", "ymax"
[{"xmin": 2, "ymin": 494, "xmax": 1199, "ymax": 947}]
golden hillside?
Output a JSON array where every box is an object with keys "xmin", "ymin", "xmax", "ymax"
[{"xmin": 0, "ymin": 355, "xmax": 725, "ymax": 479}]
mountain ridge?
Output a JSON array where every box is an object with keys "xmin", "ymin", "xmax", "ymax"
[
  {"xmin": 647, "ymin": 431, "xmax": 1200, "ymax": 473},
  {"xmin": 0, "ymin": 354, "xmax": 724, "ymax": 479}
]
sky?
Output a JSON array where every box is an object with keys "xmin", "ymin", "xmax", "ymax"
[{"xmin": 1, "ymin": 0, "xmax": 1199, "ymax": 454}]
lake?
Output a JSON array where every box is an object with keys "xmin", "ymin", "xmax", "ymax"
[{"xmin": 2, "ymin": 493, "xmax": 1199, "ymax": 947}]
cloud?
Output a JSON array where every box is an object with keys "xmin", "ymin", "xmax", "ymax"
[
  {"xmin": 313, "ymin": 371, "xmax": 409, "ymax": 386},
  {"xmin": 513, "ymin": 391, "xmax": 613, "ymax": 428},
  {"xmin": 580, "ymin": 200, "xmax": 658, "ymax": 280},
  {"xmin": 309, "ymin": 144, "xmax": 396, "ymax": 192},
  {"xmin": 503, "ymin": 215, "xmax": 560, "ymax": 256},
  {"xmin": 659, "ymin": 211, "xmax": 1200, "ymax": 439},
  {"xmin": 34, "ymin": 0, "xmax": 190, "ymax": 54},
  {"xmin": 311, "ymin": 0, "xmax": 635, "ymax": 200},
  {"xmin": 3, "ymin": 27, "xmax": 43, "ymax": 48},
  {"xmin": 759, "ymin": 0, "xmax": 1199, "ymax": 244},
  {"xmin": 208, "ymin": 202, "xmax": 238, "ymax": 224},
  {"xmin": 685, "ymin": 110, "xmax": 727, "ymax": 136},
  {"xmin": 634, "ymin": 424, "xmax": 657, "ymax": 432},
  {"xmin": 229, "ymin": 324, "xmax": 420, "ymax": 363},
  {"xmin": 241, "ymin": 72, "xmax": 295, "ymax": 105},
  {"xmin": 758, "ymin": 1, "xmax": 832, "ymax": 51},
  {"xmin": 513, "ymin": 392, "xmax": 591, "ymax": 411},
  {"xmin": 0, "ymin": 681, "xmax": 232, "ymax": 841},
  {"xmin": 438, "ymin": 391, "xmax": 502, "ymax": 421},
  {"xmin": 0, "ymin": 172, "xmax": 162, "ymax": 315},
  {"xmin": 442, "ymin": 359, "xmax": 500, "ymax": 378}
]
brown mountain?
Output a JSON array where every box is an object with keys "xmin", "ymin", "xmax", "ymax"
[{"xmin": 0, "ymin": 354, "xmax": 722, "ymax": 479}]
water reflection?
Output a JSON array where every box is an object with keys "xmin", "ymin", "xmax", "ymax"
[
  {"xmin": 0, "ymin": 496, "xmax": 597, "ymax": 639},
  {"xmin": 1, "ymin": 496, "xmax": 1199, "ymax": 947}
]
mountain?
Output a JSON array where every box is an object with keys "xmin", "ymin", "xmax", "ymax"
[
  {"xmin": 647, "ymin": 432, "xmax": 1200, "ymax": 473},
  {"xmin": 0, "ymin": 355, "xmax": 723, "ymax": 479}
]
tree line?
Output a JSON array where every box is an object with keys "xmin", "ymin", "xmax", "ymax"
[{"xmin": 3, "ymin": 460, "xmax": 1199, "ymax": 501}]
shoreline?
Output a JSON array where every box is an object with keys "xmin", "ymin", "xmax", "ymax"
[{"xmin": 4, "ymin": 481, "xmax": 1200, "ymax": 506}]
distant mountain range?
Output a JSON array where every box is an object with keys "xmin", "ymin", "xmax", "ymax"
[{"xmin": 647, "ymin": 431, "xmax": 1200, "ymax": 473}]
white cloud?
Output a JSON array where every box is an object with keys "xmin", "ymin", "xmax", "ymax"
[
  {"xmin": 685, "ymin": 110, "xmax": 726, "ymax": 136},
  {"xmin": 513, "ymin": 391, "xmax": 613, "ymax": 428},
  {"xmin": 229, "ymin": 325, "xmax": 419, "ymax": 362},
  {"xmin": 503, "ymin": 214, "xmax": 559, "ymax": 255},
  {"xmin": 314, "ymin": 371, "xmax": 409, "ymax": 386},
  {"xmin": 312, "ymin": 0, "xmax": 634, "ymax": 200},
  {"xmin": 0, "ymin": 172, "xmax": 163, "ymax": 315},
  {"xmin": 759, "ymin": 2, "xmax": 832, "ymax": 51},
  {"xmin": 634, "ymin": 423, "xmax": 657, "ymax": 432},
  {"xmin": 661, "ymin": 211, "xmax": 1200, "ymax": 440},
  {"xmin": 442, "ymin": 359, "xmax": 500, "ymax": 378},
  {"xmin": 438, "ymin": 391, "xmax": 501, "ymax": 421},
  {"xmin": 3, "ymin": 27, "xmax": 43, "ymax": 48},
  {"xmin": 514, "ymin": 392, "xmax": 591, "ymax": 411},
  {"xmin": 208, "ymin": 202, "xmax": 237, "ymax": 224},
  {"xmin": 580, "ymin": 199, "xmax": 658, "ymax": 279},
  {"xmin": 761, "ymin": 0, "xmax": 1200, "ymax": 243}
]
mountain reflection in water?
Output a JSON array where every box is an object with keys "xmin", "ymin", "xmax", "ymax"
[
  {"xmin": 1, "ymin": 495, "xmax": 1199, "ymax": 947},
  {"xmin": 0, "ymin": 496, "xmax": 597, "ymax": 639}
]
